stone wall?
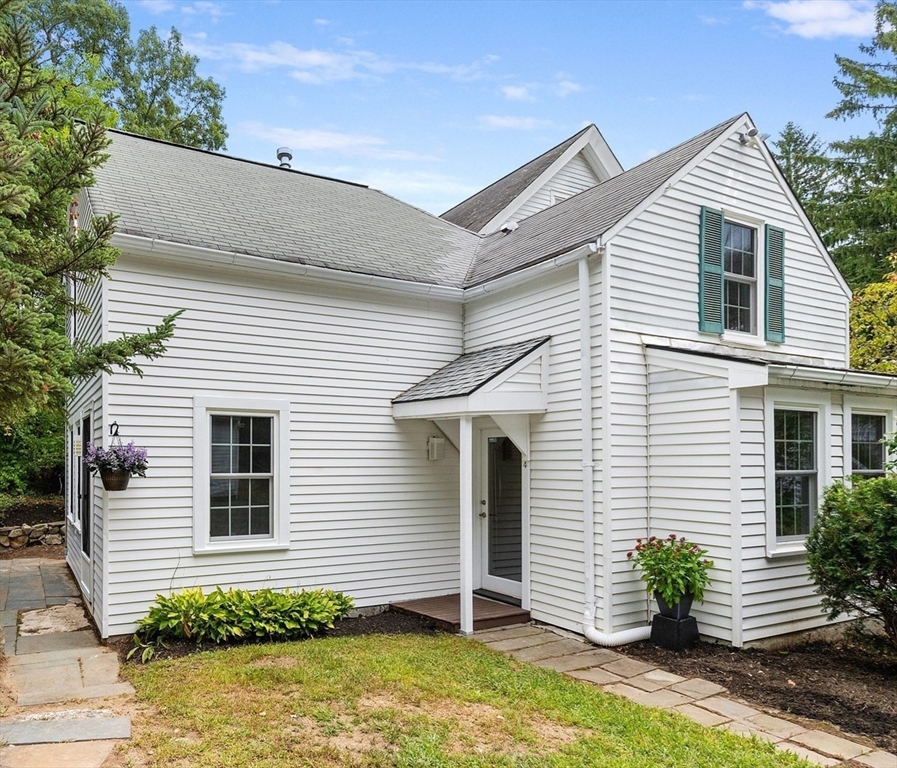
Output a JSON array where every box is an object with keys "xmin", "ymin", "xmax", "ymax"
[{"xmin": 0, "ymin": 521, "xmax": 66, "ymax": 550}]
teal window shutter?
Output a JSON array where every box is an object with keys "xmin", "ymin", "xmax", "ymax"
[
  {"xmin": 699, "ymin": 206, "xmax": 724, "ymax": 333},
  {"xmin": 765, "ymin": 225, "xmax": 785, "ymax": 342}
]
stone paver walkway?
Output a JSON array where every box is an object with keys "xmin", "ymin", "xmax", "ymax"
[
  {"xmin": 0, "ymin": 557, "xmax": 133, "ymax": 768},
  {"xmin": 473, "ymin": 624, "xmax": 897, "ymax": 768}
]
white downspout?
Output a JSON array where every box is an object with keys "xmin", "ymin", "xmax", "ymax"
[{"xmin": 580, "ymin": 241, "xmax": 651, "ymax": 647}]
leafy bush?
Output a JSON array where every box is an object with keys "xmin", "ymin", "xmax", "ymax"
[
  {"xmin": 132, "ymin": 586, "xmax": 354, "ymax": 655},
  {"xmin": 627, "ymin": 533, "xmax": 714, "ymax": 605},
  {"xmin": 806, "ymin": 477, "xmax": 897, "ymax": 649}
]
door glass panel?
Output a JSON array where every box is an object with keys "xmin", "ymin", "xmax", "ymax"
[{"xmin": 487, "ymin": 437, "xmax": 522, "ymax": 582}]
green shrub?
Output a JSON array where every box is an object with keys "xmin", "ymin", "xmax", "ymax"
[
  {"xmin": 806, "ymin": 476, "xmax": 897, "ymax": 649},
  {"xmin": 134, "ymin": 586, "xmax": 354, "ymax": 650}
]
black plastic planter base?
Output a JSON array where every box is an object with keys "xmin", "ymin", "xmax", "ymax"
[{"xmin": 650, "ymin": 614, "xmax": 699, "ymax": 650}]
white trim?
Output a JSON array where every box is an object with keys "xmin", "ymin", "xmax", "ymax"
[
  {"xmin": 192, "ymin": 397, "xmax": 290, "ymax": 554},
  {"xmin": 764, "ymin": 388, "xmax": 832, "ymax": 558},
  {"xmin": 730, "ymin": 389, "xmax": 744, "ymax": 647},
  {"xmin": 844, "ymin": 395, "xmax": 896, "ymax": 480},
  {"xmin": 768, "ymin": 365, "xmax": 897, "ymax": 390},
  {"xmin": 478, "ymin": 126, "xmax": 622, "ymax": 235},
  {"xmin": 719, "ymin": 211, "xmax": 765, "ymax": 344},
  {"xmin": 459, "ymin": 416, "xmax": 474, "ymax": 635}
]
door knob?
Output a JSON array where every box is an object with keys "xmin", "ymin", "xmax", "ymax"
[{"xmin": 479, "ymin": 510, "xmax": 487, "ymax": 518}]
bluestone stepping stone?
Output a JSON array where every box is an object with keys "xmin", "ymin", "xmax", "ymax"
[
  {"xmin": 567, "ymin": 667, "xmax": 624, "ymax": 686},
  {"xmin": 473, "ymin": 625, "xmax": 542, "ymax": 643},
  {"xmin": 694, "ymin": 695, "xmax": 760, "ymax": 720},
  {"xmin": 510, "ymin": 638, "xmax": 589, "ymax": 662},
  {"xmin": 670, "ymin": 677, "xmax": 726, "ymax": 698},
  {"xmin": 1, "ymin": 609, "xmax": 18, "ymax": 627},
  {"xmin": 791, "ymin": 730, "xmax": 871, "ymax": 760},
  {"xmin": 722, "ymin": 721, "xmax": 781, "ymax": 743},
  {"xmin": 672, "ymin": 703, "xmax": 730, "ymax": 727},
  {"xmin": 746, "ymin": 713, "xmax": 807, "ymax": 740},
  {"xmin": 856, "ymin": 751, "xmax": 897, "ymax": 768},
  {"xmin": 0, "ymin": 714, "xmax": 131, "ymax": 744},
  {"xmin": 14, "ymin": 629, "xmax": 97, "ymax": 655},
  {"xmin": 18, "ymin": 682, "xmax": 135, "ymax": 706},
  {"xmin": 0, "ymin": 740, "xmax": 116, "ymax": 768},
  {"xmin": 534, "ymin": 649, "xmax": 621, "ymax": 672},
  {"xmin": 776, "ymin": 742, "xmax": 841, "ymax": 767},
  {"xmin": 41, "ymin": 565, "xmax": 81, "ymax": 598},
  {"xmin": 600, "ymin": 657, "xmax": 656, "ymax": 678},
  {"xmin": 486, "ymin": 633, "xmax": 554, "ymax": 652}
]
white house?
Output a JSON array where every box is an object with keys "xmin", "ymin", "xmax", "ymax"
[{"xmin": 66, "ymin": 113, "xmax": 897, "ymax": 646}]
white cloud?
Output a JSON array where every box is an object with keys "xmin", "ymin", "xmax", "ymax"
[
  {"xmin": 184, "ymin": 37, "xmax": 497, "ymax": 84},
  {"xmin": 314, "ymin": 18, "xmax": 331, "ymax": 26},
  {"xmin": 699, "ymin": 14, "xmax": 729, "ymax": 25},
  {"xmin": 478, "ymin": 115, "xmax": 552, "ymax": 130},
  {"xmin": 138, "ymin": 0, "xmax": 175, "ymax": 12},
  {"xmin": 743, "ymin": 0, "xmax": 875, "ymax": 38},
  {"xmin": 501, "ymin": 85, "xmax": 534, "ymax": 101},
  {"xmin": 682, "ymin": 94, "xmax": 708, "ymax": 102},
  {"xmin": 181, "ymin": 2, "xmax": 227, "ymax": 21},
  {"xmin": 554, "ymin": 79, "xmax": 583, "ymax": 97},
  {"xmin": 241, "ymin": 122, "xmax": 437, "ymax": 161}
]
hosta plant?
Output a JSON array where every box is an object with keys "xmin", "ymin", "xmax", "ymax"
[{"xmin": 627, "ymin": 534, "xmax": 714, "ymax": 606}]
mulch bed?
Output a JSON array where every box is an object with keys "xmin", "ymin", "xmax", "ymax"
[
  {"xmin": 619, "ymin": 639, "xmax": 897, "ymax": 753},
  {"xmin": 0, "ymin": 496, "xmax": 65, "ymax": 528}
]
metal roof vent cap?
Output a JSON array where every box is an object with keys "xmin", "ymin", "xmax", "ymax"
[{"xmin": 277, "ymin": 147, "xmax": 292, "ymax": 168}]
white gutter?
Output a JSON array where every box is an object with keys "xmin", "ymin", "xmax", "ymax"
[
  {"xmin": 579, "ymin": 240, "xmax": 651, "ymax": 647},
  {"xmin": 768, "ymin": 364, "xmax": 897, "ymax": 390},
  {"xmin": 464, "ymin": 240, "xmax": 606, "ymax": 299},
  {"xmin": 112, "ymin": 233, "xmax": 466, "ymax": 302}
]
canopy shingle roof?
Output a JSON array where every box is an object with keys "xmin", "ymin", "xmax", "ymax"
[{"xmin": 393, "ymin": 337, "xmax": 550, "ymax": 403}]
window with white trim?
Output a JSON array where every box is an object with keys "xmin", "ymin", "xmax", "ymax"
[
  {"xmin": 723, "ymin": 222, "xmax": 757, "ymax": 334},
  {"xmin": 766, "ymin": 390, "xmax": 830, "ymax": 556},
  {"xmin": 193, "ymin": 397, "xmax": 290, "ymax": 553},
  {"xmin": 699, "ymin": 206, "xmax": 785, "ymax": 343},
  {"xmin": 774, "ymin": 409, "xmax": 817, "ymax": 539},
  {"xmin": 210, "ymin": 415, "xmax": 273, "ymax": 538},
  {"xmin": 851, "ymin": 413, "xmax": 887, "ymax": 479}
]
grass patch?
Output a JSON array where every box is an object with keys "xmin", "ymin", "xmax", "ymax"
[{"xmin": 121, "ymin": 633, "xmax": 810, "ymax": 767}]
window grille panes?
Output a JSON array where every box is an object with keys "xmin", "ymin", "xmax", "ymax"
[
  {"xmin": 723, "ymin": 222, "xmax": 756, "ymax": 334},
  {"xmin": 852, "ymin": 414, "xmax": 886, "ymax": 478},
  {"xmin": 774, "ymin": 409, "xmax": 816, "ymax": 539},
  {"xmin": 209, "ymin": 415, "xmax": 273, "ymax": 538}
]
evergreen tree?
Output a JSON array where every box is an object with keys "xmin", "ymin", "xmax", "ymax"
[
  {"xmin": 0, "ymin": 0, "xmax": 181, "ymax": 426},
  {"xmin": 825, "ymin": 1, "xmax": 897, "ymax": 288}
]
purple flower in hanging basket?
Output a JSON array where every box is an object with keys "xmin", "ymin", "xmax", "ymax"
[{"xmin": 83, "ymin": 442, "xmax": 149, "ymax": 476}]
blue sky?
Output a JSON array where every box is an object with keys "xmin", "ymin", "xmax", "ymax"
[{"xmin": 126, "ymin": 0, "xmax": 880, "ymax": 214}]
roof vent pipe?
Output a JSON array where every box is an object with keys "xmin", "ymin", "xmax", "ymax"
[{"xmin": 277, "ymin": 147, "xmax": 293, "ymax": 169}]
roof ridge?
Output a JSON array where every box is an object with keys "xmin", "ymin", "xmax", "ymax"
[
  {"xmin": 105, "ymin": 128, "xmax": 369, "ymax": 189},
  {"xmin": 440, "ymin": 124, "xmax": 595, "ymax": 230}
]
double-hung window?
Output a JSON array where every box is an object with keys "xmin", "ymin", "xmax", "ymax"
[
  {"xmin": 724, "ymin": 222, "xmax": 757, "ymax": 334},
  {"xmin": 699, "ymin": 206, "xmax": 785, "ymax": 343},
  {"xmin": 193, "ymin": 397, "xmax": 290, "ymax": 553},
  {"xmin": 766, "ymin": 391, "xmax": 830, "ymax": 556},
  {"xmin": 774, "ymin": 410, "xmax": 816, "ymax": 539}
]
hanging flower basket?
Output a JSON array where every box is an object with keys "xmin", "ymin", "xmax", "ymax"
[
  {"xmin": 84, "ymin": 441, "xmax": 149, "ymax": 492},
  {"xmin": 99, "ymin": 468, "xmax": 131, "ymax": 491}
]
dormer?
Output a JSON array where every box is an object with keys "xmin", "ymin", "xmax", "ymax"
[{"xmin": 441, "ymin": 124, "xmax": 623, "ymax": 235}]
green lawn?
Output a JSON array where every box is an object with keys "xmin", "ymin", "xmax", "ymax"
[{"xmin": 122, "ymin": 633, "xmax": 810, "ymax": 768}]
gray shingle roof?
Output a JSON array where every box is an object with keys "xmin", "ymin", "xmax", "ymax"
[
  {"xmin": 393, "ymin": 337, "xmax": 550, "ymax": 403},
  {"xmin": 464, "ymin": 115, "xmax": 742, "ymax": 287},
  {"xmin": 89, "ymin": 132, "xmax": 481, "ymax": 288},
  {"xmin": 440, "ymin": 126, "xmax": 592, "ymax": 232}
]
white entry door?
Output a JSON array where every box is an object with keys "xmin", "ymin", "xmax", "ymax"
[{"xmin": 477, "ymin": 430, "xmax": 523, "ymax": 599}]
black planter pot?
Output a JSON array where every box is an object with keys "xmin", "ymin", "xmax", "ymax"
[
  {"xmin": 654, "ymin": 592, "xmax": 694, "ymax": 620},
  {"xmin": 100, "ymin": 468, "xmax": 131, "ymax": 491}
]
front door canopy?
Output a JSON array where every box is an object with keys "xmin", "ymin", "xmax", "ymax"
[{"xmin": 392, "ymin": 337, "xmax": 550, "ymax": 420}]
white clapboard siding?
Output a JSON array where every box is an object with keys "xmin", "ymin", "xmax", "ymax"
[
  {"xmin": 101, "ymin": 254, "xmax": 464, "ymax": 635},
  {"xmin": 65, "ymin": 262, "xmax": 106, "ymax": 628},
  {"xmin": 464, "ymin": 262, "xmax": 600, "ymax": 632},
  {"xmin": 610, "ymin": 133, "xmax": 849, "ymax": 366},
  {"xmin": 509, "ymin": 152, "xmax": 600, "ymax": 226},
  {"xmin": 646, "ymin": 366, "xmax": 734, "ymax": 641}
]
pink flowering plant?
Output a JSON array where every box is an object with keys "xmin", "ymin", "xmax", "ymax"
[
  {"xmin": 83, "ymin": 442, "xmax": 149, "ymax": 477},
  {"xmin": 627, "ymin": 534, "xmax": 714, "ymax": 606}
]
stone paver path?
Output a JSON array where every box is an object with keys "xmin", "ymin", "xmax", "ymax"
[
  {"xmin": 473, "ymin": 624, "xmax": 897, "ymax": 768},
  {"xmin": 0, "ymin": 557, "xmax": 133, "ymax": 768}
]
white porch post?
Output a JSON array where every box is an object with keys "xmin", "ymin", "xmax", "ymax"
[{"xmin": 459, "ymin": 415, "xmax": 474, "ymax": 636}]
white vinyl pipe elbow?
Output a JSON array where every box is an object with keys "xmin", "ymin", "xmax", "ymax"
[{"xmin": 583, "ymin": 623, "xmax": 651, "ymax": 647}]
